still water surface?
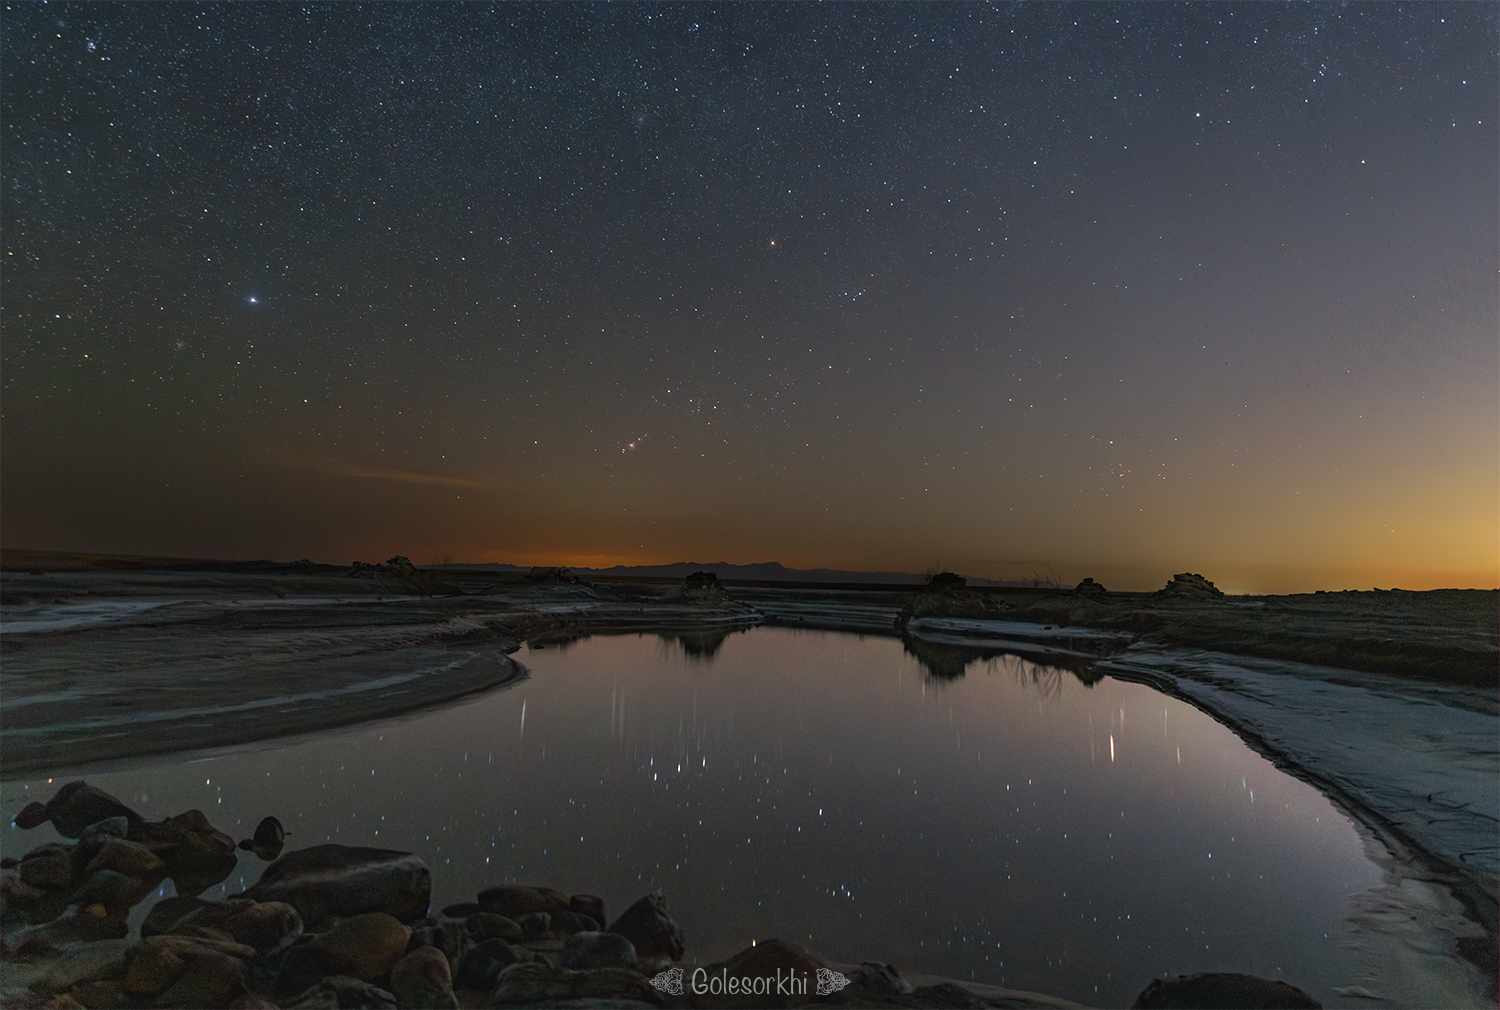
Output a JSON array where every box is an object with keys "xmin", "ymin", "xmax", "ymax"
[{"xmin": 2, "ymin": 627, "xmax": 1385, "ymax": 1006}]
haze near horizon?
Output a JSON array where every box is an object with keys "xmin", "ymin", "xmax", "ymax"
[{"xmin": 4, "ymin": 4, "xmax": 1495, "ymax": 595}]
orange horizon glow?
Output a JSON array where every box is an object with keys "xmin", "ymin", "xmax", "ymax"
[{"xmin": 5, "ymin": 539, "xmax": 1494, "ymax": 596}]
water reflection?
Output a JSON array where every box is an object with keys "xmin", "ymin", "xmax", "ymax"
[
  {"xmin": 526, "ymin": 624, "xmax": 753, "ymax": 660},
  {"xmin": 900, "ymin": 632, "xmax": 1105, "ymax": 685},
  {"xmin": 1, "ymin": 627, "xmax": 1383, "ymax": 1008}
]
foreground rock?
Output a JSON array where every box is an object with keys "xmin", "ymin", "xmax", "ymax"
[
  {"xmin": 1131, "ymin": 971, "xmax": 1320, "ymax": 1008},
  {"xmin": 13, "ymin": 781, "xmax": 142, "ymax": 838},
  {"xmin": 236, "ymin": 845, "xmax": 433, "ymax": 929},
  {"xmin": 1, "ymin": 783, "xmax": 239, "ymax": 954},
  {"xmin": 1, "ymin": 800, "xmax": 1107, "ymax": 1009}
]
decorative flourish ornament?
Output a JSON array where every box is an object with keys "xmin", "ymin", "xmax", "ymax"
[
  {"xmin": 816, "ymin": 968, "xmax": 850, "ymax": 995},
  {"xmin": 650, "ymin": 967, "xmax": 685, "ymax": 995}
]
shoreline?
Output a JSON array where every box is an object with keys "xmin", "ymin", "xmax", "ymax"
[{"xmin": 2, "ymin": 555, "xmax": 1495, "ymax": 1002}]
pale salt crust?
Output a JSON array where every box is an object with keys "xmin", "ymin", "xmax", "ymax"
[{"xmin": 900, "ymin": 617, "xmax": 1497, "ymax": 1008}]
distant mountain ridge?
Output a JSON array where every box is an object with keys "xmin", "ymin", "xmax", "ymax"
[{"xmin": 427, "ymin": 560, "xmax": 928, "ymax": 584}]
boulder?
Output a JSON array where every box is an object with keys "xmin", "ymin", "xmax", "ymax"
[
  {"xmin": 407, "ymin": 921, "xmax": 465, "ymax": 963},
  {"xmin": 84, "ymin": 838, "xmax": 167, "ymax": 879},
  {"xmin": 154, "ymin": 947, "xmax": 252, "ymax": 1008},
  {"xmin": 1074, "ymin": 577, "xmax": 1108, "ymax": 597},
  {"xmin": 559, "ymin": 931, "xmax": 638, "ymax": 971},
  {"xmin": 77, "ymin": 868, "xmax": 156, "ymax": 916},
  {"xmin": 13, "ymin": 782, "xmax": 141, "ymax": 838},
  {"xmin": 78, "ymin": 816, "xmax": 131, "ymax": 843},
  {"xmin": 275, "ymin": 945, "xmax": 350, "ymax": 1001},
  {"xmin": 475, "ymin": 884, "xmax": 569, "ymax": 920},
  {"xmin": 7, "ymin": 910, "xmax": 131, "ymax": 958},
  {"xmin": 454, "ymin": 937, "xmax": 522, "ymax": 991},
  {"xmin": 52, "ymin": 980, "xmax": 124, "ymax": 1007},
  {"xmin": 237, "ymin": 845, "xmax": 431, "ymax": 929},
  {"xmin": 0, "ymin": 873, "xmax": 50, "ymax": 918},
  {"xmin": 17, "ymin": 845, "xmax": 75, "ymax": 889},
  {"xmin": 168, "ymin": 898, "xmax": 304, "ymax": 952},
  {"xmin": 514, "ymin": 911, "xmax": 551, "ymax": 938},
  {"xmin": 465, "ymin": 912, "xmax": 522, "ymax": 944},
  {"xmin": 389, "ymin": 945, "xmax": 458, "ymax": 1009},
  {"xmin": 1132, "ymin": 973, "xmax": 1321, "ymax": 1008},
  {"xmin": 308, "ymin": 912, "xmax": 412, "ymax": 980},
  {"xmin": 142, "ymin": 896, "xmax": 211, "ymax": 937},
  {"xmin": 548, "ymin": 908, "xmax": 602, "ymax": 935},
  {"xmin": 570, "ymin": 894, "xmax": 607, "ymax": 925},
  {"xmin": 286, "ymin": 974, "xmax": 396, "ymax": 1009},
  {"xmin": 134, "ymin": 809, "xmax": 239, "ymax": 896},
  {"xmin": 23, "ymin": 937, "xmax": 131, "ymax": 996},
  {"xmin": 490, "ymin": 961, "xmax": 659, "ymax": 1007},
  {"xmin": 607, "ymin": 892, "xmax": 685, "ymax": 965},
  {"xmin": 121, "ymin": 934, "xmax": 255, "ymax": 1006}
]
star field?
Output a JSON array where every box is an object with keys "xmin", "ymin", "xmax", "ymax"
[{"xmin": 3, "ymin": 3, "xmax": 1495, "ymax": 590}]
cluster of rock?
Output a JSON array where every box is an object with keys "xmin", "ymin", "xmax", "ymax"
[
  {"xmin": 1151, "ymin": 573, "xmax": 1225, "ymax": 602},
  {"xmin": 3, "ymin": 782, "xmax": 242, "ymax": 956},
  {"xmin": 670, "ymin": 572, "xmax": 731, "ymax": 605},
  {"xmin": 4, "ymin": 781, "xmax": 1323, "ymax": 1009},
  {"xmin": 522, "ymin": 567, "xmax": 585, "ymax": 586},
  {"xmin": 345, "ymin": 558, "xmax": 448, "ymax": 594},
  {"xmin": 893, "ymin": 573, "xmax": 1008, "ymax": 628}
]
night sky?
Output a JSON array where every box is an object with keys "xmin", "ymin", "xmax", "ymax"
[{"xmin": 4, "ymin": 3, "xmax": 1495, "ymax": 592}]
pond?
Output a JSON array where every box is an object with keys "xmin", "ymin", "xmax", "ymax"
[{"xmin": 1, "ymin": 626, "xmax": 1387, "ymax": 1007}]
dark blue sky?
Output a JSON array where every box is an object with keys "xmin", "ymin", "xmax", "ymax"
[{"xmin": 4, "ymin": 3, "xmax": 1495, "ymax": 590}]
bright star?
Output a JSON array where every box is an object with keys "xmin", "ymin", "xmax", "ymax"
[{"xmin": 247, "ymin": 296, "xmax": 258, "ymax": 304}]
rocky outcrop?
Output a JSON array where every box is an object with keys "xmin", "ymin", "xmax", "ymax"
[
  {"xmin": 894, "ymin": 573, "xmax": 1007, "ymax": 628},
  {"xmin": 1, "ymin": 785, "xmax": 238, "ymax": 945},
  {"xmin": 1152, "ymin": 572, "xmax": 1225, "ymax": 602},
  {"xmin": 680, "ymin": 570, "xmax": 728, "ymax": 603},
  {"xmin": 346, "ymin": 557, "xmax": 452, "ymax": 594},
  {"xmin": 1074, "ymin": 577, "xmax": 1107, "ymax": 597},
  {"xmin": 607, "ymin": 891, "xmax": 685, "ymax": 966}
]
